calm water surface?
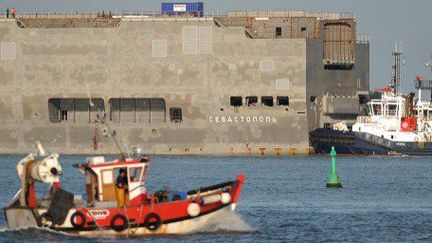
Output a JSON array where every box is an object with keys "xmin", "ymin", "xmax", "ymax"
[{"xmin": 0, "ymin": 155, "xmax": 431, "ymax": 242}]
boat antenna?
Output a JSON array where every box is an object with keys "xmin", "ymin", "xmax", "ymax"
[
  {"xmin": 98, "ymin": 114, "xmax": 126, "ymax": 161},
  {"xmin": 86, "ymin": 87, "xmax": 126, "ymax": 160},
  {"xmin": 390, "ymin": 41, "xmax": 403, "ymax": 94},
  {"xmin": 426, "ymin": 55, "xmax": 432, "ymax": 72},
  {"xmin": 119, "ymin": 121, "xmax": 131, "ymax": 158}
]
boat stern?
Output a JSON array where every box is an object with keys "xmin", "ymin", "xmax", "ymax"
[
  {"xmin": 230, "ymin": 174, "xmax": 245, "ymax": 211},
  {"xmin": 4, "ymin": 207, "xmax": 39, "ymax": 230}
]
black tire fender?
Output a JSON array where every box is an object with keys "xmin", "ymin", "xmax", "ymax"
[
  {"xmin": 70, "ymin": 211, "xmax": 86, "ymax": 230},
  {"xmin": 144, "ymin": 212, "xmax": 162, "ymax": 231},
  {"xmin": 111, "ymin": 214, "xmax": 129, "ymax": 232}
]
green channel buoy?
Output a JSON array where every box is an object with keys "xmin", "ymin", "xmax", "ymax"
[{"xmin": 326, "ymin": 146, "xmax": 342, "ymax": 188}]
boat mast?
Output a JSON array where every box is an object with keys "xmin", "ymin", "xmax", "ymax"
[{"xmin": 390, "ymin": 42, "xmax": 403, "ymax": 95}]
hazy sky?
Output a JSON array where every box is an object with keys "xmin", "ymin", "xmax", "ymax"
[{"xmin": 1, "ymin": 0, "xmax": 431, "ymax": 92}]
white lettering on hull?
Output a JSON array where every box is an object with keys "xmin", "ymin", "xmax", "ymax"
[
  {"xmin": 88, "ymin": 209, "xmax": 110, "ymax": 219},
  {"xmin": 208, "ymin": 116, "xmax": 277, "ymax": 123}
]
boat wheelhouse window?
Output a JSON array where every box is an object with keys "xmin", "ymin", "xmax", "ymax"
[
  {"xmin": 246, "ymin": 96, "xmax": 258, "ymax": 107},
  {"xmin": 277, "ymin": 96, "xmax": 289, "ymax": 106},
  {"xmin": 372, "ymin": 104, "xmax": 382, "ymax": 116},
  {"xmin": 261, "ymin": 96, "xmax": 274, "ymax": 107},
  {"xmin": 48, "ymin": 98, "xmax": 104, "ymax": 123},
  {"xmin": 170, "ymin": 107, "xmax": 183, "ymax": 123},
  {"xmin": 230, "ymin": 97, "xmax": 243, "ymax": 107},
  {"xmin": 109, "ymin": 98, "xmax": 166, "ymax": 123},
  {"xmin": 142, "ymin": 165, "xmax": 149, "ymax": 182},
  {"xmin": 387, "ymin": 104, "xmax": 398, "ymax": 116},
  {"xmin": 128, "ymin": 167, "xmax": 143, "ymax": 183},
  {"xmin": 275, "ymin": 27, "xmax": 282, "ymax": 37}
]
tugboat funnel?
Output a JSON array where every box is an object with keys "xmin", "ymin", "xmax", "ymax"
[{"xmin": 326, "ymin": 146, "xmax": 342, "ymax": 188}]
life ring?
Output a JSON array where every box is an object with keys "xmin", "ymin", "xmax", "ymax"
[
  {"xmin": 70, "ymin": 211, "xmax": 86, "ymax": 230},
  {"xmin": 187, "ymin": 202, "xmax": 200, "ymax": 217},
  {"xmin": 111, "ymin": 214, "xmax": 129, "ymax": 232},
  {"xmin": 144, "ymin": 213, "xmax": 162, "ymax": 231}
]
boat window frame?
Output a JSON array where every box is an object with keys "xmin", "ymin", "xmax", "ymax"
[{"xmin": 128, "ymin": 166, "xmax": 144, "ymax": 183}]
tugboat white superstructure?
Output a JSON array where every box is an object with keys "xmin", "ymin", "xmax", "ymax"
[{"xmin": 310, "ymin": 56, "xmax": 432, "ymax": 155}]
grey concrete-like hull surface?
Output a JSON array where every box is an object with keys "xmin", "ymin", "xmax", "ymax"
[{"xmin": 0, "ymin": 14, "xmax": 369, "ymax": 155}]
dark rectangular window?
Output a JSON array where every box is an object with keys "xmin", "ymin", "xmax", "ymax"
[
  {"xmin": 276, "ymin": 27, "xmax": 282, "ymax": 37},
  {"xmin": 48, "ymin": 98, "xmax": 104, "ymax": 123},
  {"xmin": 261, "ymin": 96, "xmax": 274, "ymax": 107},
  {"xmin": 230, "ymin": 96, "xmax": 243, "ymax": 107},
  {"xmin": 170, "ymin": 107, "xmax": 182, "ymax": 123},
  {"xmin": 109, "ymin": 98, "xmax": 165, "ymax": 123},
  {"xmin": 301, "ymin": 27, "xmax": 307, "ymax": 32},
  {"xmin": 246, "ymin": 96, "xmax": 258, "ymax": 107},
  {"xmin": 277, "ymin": 96, "xmax": 289, "ymax": 106}
]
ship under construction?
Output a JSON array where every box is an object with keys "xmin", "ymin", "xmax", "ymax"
[{"xmin": 0, "ymin": 8, "xmax": 370, "ymax": 155}]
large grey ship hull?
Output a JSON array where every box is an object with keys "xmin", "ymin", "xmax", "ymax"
[{"xmin": 0, "ymin": 11, "xmax": 369, "ymax": 155}]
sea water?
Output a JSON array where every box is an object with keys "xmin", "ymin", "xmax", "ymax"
[{"xmin": 0, "ymin": 155, "xmax": 431, "ymax": 242}]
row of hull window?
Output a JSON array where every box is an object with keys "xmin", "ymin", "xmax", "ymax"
[
  {"xmin": 110, "ymin": 98, "xmax": 166, "ymax": 123},
  {"xmin": 230, "ymin": 96, "xmax": 289, "ymax": 107},
  {"xmin": 48, "ymin": 98, "xmax": 104, "ymax": 123},
  {"xmin": 48, "ymin": 98, "xmax": 182, "ymax": 123},
  {"xmin": 275, "ymin": 26, "xmax": 306, "ymax": 37}
]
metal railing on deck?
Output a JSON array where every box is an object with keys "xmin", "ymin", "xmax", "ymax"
[
  {"xmin": 356, "ymin": 34, "xmax": 370, "ymax": 44},
  {"xmin": 1, "ymin": 12, "xmax": 101, "ymax": 19},
  {"xmin": 227, "ymin": 10, "xmax": 355, "ymax": 19},
  {"xmin": 0, "ymin": 10, "xmax": 355, "ymax": 20}
]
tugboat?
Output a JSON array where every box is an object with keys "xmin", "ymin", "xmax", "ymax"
[
  {"xmin": 3, "ymin": 117, "xmax": 245, "ymax": 235},
  {"xmin": 310, "ymin": 55, "xmax": 432, "ymax": 156}
]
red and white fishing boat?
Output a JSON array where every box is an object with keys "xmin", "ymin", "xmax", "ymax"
[{"xmin": 3, "ymin": 141, "xmax": 245, "ymax": 236}]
